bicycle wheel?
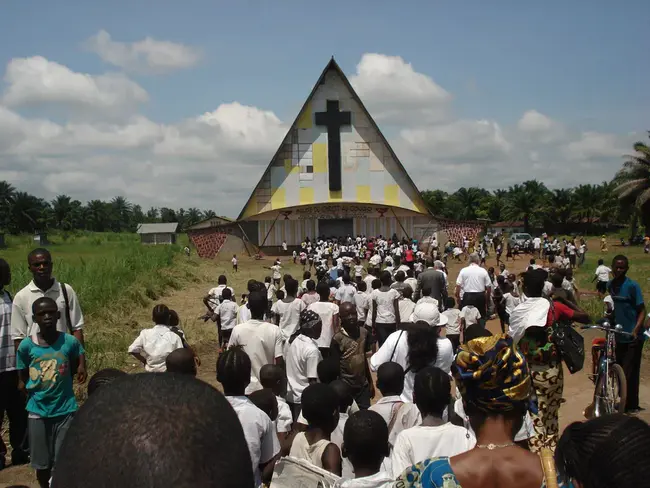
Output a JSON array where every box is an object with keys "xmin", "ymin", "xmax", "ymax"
[{"xmin": 594, "ymin": 363, "xmax": 627, "ymax": 416}]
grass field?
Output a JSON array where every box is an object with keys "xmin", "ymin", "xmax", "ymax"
[{"xmin": 1, "ymin": 232, "xmax": 209, "ymax": 374}]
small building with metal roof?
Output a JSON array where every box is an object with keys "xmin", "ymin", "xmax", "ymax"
[{"xmin": 136, "ymin": 222, "xmax": 179, "ymax": 245}]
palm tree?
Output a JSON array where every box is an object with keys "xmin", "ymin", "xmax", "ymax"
[
  {"xmin": 52, "ymin": 194, "xmax": 73, "ymax": 230},
  {"xmin": 145, "ymin": 207, "xmax": 159, "ymax": 222},
  {"xmin": 85, "ymin": 200, "xmax": 108, "ymax": 232},
  {"xmin": 502, "ymin": 181, "xmax": 549, "ymax": 233},
  {"xmin": 454, "ymin": 187, "xmax": 484, "ymax": 220},
  {"xmin": 0, "ymin": 181, "xmax": 16, "ymax": 231},
  {"xmin": 572, "ymin": 184, "xmax": 601, "ymax": 227},
  {"xmin": 202, "ymin": 210, "xmax": 217, "ymax": 219},
  {"xmin": 186, "ymin": 208, "xmax": 202, "ymax": 226},
  {"xmin": 616, "ymin": 133, "xmax": 650, "ymax": 235},
  {"xmin": 110, "ymin": 196, "xmax": 132, "ymax": 232},
  {"xmin": 10, "ymin": 192, "xmax": 46, "ymax": 234},
  {"xmin": 547, "ymin": 189, "xmax": 573, "ymax": 230}
]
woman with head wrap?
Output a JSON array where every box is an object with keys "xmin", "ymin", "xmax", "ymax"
[
  {"xmin": 396, "ymin": 334, "xmax": 556, "ymax": 488},
  {"xmin": 508, "ymin": 268, "xmax": 589, "ymax": 452},
  {"xmin": 285, "ymin": 309, "xmax": 323, "ymax": 420}
]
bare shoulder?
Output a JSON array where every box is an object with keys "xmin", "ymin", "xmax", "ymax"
[{"xmin": 451, "ymin": 449, "xmax": 544, "ymax": 488}]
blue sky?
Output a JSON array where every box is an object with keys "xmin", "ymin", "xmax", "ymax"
[{"xmin": 0, "ymin": 1, "xmax": 648, "ymax": 215}]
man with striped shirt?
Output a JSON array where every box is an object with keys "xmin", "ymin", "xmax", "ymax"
[{"xmin": 0, "ymin": 259, "xmax": 29, "ymax": 470}]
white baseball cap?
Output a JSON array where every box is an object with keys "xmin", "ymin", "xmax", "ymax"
[{"xmin": 409, "ymin": 302, "xmax": 448, "ymax": 327}]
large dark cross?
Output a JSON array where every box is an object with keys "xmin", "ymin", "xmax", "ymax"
[{"xmin": 315, "ymin": 100, "xmax": 351, "ymax": 192}]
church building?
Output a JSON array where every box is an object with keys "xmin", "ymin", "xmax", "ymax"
[{"xmin": 236, "ymin": 57, "xmax": 433, "ymax": 248}]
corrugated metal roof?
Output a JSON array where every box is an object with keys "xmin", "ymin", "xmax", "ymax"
[{"xmin": 136, "ymin": 223, "xmax": 179, "ymax": 234}]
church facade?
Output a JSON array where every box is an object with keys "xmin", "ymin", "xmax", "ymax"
[{"xmin": 237, "ymin": 58, "xmax": 433, "ymax": 247}]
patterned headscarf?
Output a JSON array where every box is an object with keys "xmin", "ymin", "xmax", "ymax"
[
  {"xmin": 452, "ymin": 333, "xmax": 535, "ymax": 414},
  {"xmin": 299, "ymin": 309, "xmax": 322, "ymax": 331}
]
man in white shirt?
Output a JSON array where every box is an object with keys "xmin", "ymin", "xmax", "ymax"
[
  {"xmin": 593, "ymin": 258, "xmax": 612, "ymax": 297},
  {"xmin": 335, "ymin": 275, "xmax": 357, "ymax": 305},
  {"xmin": 214, "ymin": 288, "xmax": 239, "ymax": 347},
  {"xmin": 533, "ymin": 236, "xmax": 542, "ymax": 257},
  {"xmin": 363, "ymin": 269, "xmax": 378, "ymax": 293},
  {"xmin": 11, "ymin": 249, "xmax": 84, "ymax": 349},
  {"xmin": 455, "ymin": 253, "xmax": 492, "ymax": 320},
  {"xmin": 229, "ymin": 291, "xmax": 284, "ymax": 394},
  {"xmin": 354, "ymin": 282, "xmax": 370, "ymax": 326},
  {"xmin": 204, "ymin": 275, "xmax": 235, "ymax": 314},
  {"xmin": 128, "ymin": 305, "xmax": 184, "ymax": 372},
  {"xmin": 218, "ymin": 347, "xmax": 280, "ymax": 487}
]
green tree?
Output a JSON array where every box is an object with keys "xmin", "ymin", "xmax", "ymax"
[
  {"xmin": 616, "ymin": 133, "xmax": 650, "ymax": 235},
  {"xmin": 0, "ymin": 181, "xmax": 16, "ymax": 231},
  {"xmin": 85, "ymin": 200, "xmax": 109, "ymax": 232},
  {"xmin": 421, "ymin": 190, "xmax": 448, "ymax": 216},
  {"xmin": 145, "ymin": 207, "xmax": 159, "ymax": 222},
  {"xmin": 51, "ymin": 194, "xmax": 74, "ymax": 230},
  {"xmin": 202, "ymin": 209, "xmax": 217, "ymax": 219},
  {"xmin": 10, "ymin": 192, "xmax": 47, "ymax": 234},
  {"xmin": 159, "ymin": 207, "xmax": 177, "ymax": 223},
  {"xmin": 502, "ymin": 181, "xmax": 549, "ymax": 233},
  {"xmin": 186, "ymin": 207, "xmax": 202, "ymax": 226},
  {"xmin": 110, "ymin": 196, "xmax": 132, "ymax": 232}
]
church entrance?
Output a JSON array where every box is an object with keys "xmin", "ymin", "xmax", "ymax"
[{"xmin": 318, "ymin": 219, "xmax": 354, "ymax": 239}]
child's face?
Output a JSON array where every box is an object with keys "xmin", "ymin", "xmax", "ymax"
[{"xmin": 33, "ymin": 301, "xmax": 60, "ymax": 331}]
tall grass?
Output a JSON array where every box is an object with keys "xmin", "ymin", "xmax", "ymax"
[{"xmin": 1, "ymin": 232, "xmax": 199, "ymax": 373}]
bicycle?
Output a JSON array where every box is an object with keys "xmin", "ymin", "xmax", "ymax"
[{"xmin": 582, "ymin": 320, "xmax": 632, "ymax": 418}]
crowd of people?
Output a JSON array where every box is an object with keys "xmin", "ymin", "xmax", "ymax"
[{"xmin": 0, "ymin": 233, "xmax": 649, "ymax": 488}]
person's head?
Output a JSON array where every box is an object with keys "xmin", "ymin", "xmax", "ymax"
[
  {"xmin": 28, "ymin": 248, "xmax": 52, "ymax": 281},
  {"xmin": 409, "ymin": 302, "xmax": 448, "ymax": 328},
  {"xmin": 342, "ymin": 410, "xmax": 390, "ymax": 475},
  {"xmin": 357, "ymin": 281, "xmax": 367, "ymax": 293},
  {"xmin": 317, "ymin": 357, "xmax": 340, "ymax": 384},
  {"xmin": 550, "ymin": 272, "xmax": 564, "ymax": 290},
  {"xmin": 507, "ymin": 273, "xmax": 516, "ymax": 283},
  {"xmin": 376, "ymin": 362, "xmax": 404, "ymax": 397},
  {"xmin": 216, "ymin": 346, "xmax": 251, "ymax": 395},
  {"xmin": 341, "ymin": 273, "xmax": 352, "ymax": 286},
  {"xmin": 87, "ymin": 368, "xmax": 127, "ymax": 397},
  {"xmin": 371, "ymin": 278, "xmax": 381, "ymax": 290},
  {"xmin": 487, "ymin": 267, "xmax": 495, "ymax": 276},
  {"xmin": 303, "ymin": 271, "xmax": 311, "ymax": 280},
  {"xmin": 275, "ymin": 290, "xmax": 285, "ymax": 301},
  {"xmin": 445, "ymin": 297, "xmax": 456, "ymax": 309},
  {"xmin": 264, "ymin": 276, "xmax": 272, "ymax": 284},
  {"xmin": 166, "ymin": 348, "xmax": 197, "ymax": 376},
  {"xmin": 298, "ymin": 308, "xmax": 323, "ymax": 340},
  {"xmin": 248, "ymin": 388, "xmax": 279, "ymax": 422},
  {"xmin": 151, "ymin": 303, "xmax": 171, "ymax": 325},
  {"xmin": 316, "ymin": 281, "xmax": 330, "ymax": 301},
  {"xmin": 218, "ymin": 275, "xmax": 227, "ymax": 285},
  {"xmin": 379, "ymin": 271, "xmax": 392, "ymax": 286},
  {"xmin": 407, "ymin": 268, "xmax": 414, "ymax": 278},
  {"xmin": 555, "ymin": 414, "xmax": 650, "ymax": 488},
  {"xmin": 530, "ymin": 258, "xmax": 536, "ymax": 266},
  {"xmin": 612, "ymin": 255, "xmax": 629, "ymax": 280},
  {"xmin": 453, "ymin": 334, "xmax": 533, "ymax": 438},
  {"xmin": 221, "ymin": 288, "xmax": 232, "ymax": 301},
  {"xmin": 246, "ymin": 280, "xmax": 257, "ymax": 293},
  {"xmin": 468, "ymin": 253, "xmax": 480, "ymax": 264},
  {"xmin": 597, "ymin": 258, "xmax": 604, "ymax": 266},
  {"xmin": 421, "ymin": 286, "xmax": 432, "ymax": 298},
  {"xmin": 0, "ymin": 259, "xmax": 10, "ymax": 288},
  {"xmin": 339, "ymin": 301, "xmax": 358, "ymax": 330},
  {"xmin": 434, "ymin": 260, "xmax": 445, "ymax": 271},
  {"xmin": 247, "ymin": 291, "xmax": 267, "ymax": 319},
  {"xmin": 463, "ymin": 324, "xmax": 492, "ymax": 343},
  {"xmin": 395, "ymin": 271, "xmax": 405, "ymax": 283},
  {"xmin": 522, "ymin": 268, "xmax": 548, "ymax": 298},
  {"xmin": 499, "ymin": 263, "xmax": 506, "ymax": 271},
  {"xmin": 52, "ymin": 373, "xmax": 254, "ymax": 488},
  {"xmin": 413, "ymin": 367, "xmax": 451, "ymax": 418},
  {"xmin": 260, "ymin": 364, "xmax": 286, "ymax": 397},
  {"xmin": 330, "ymin": 379, "xmax": 354, "ymax": 413},
  {"xmin": 32, "ymin": 297, "xmax": 60, "ymax": 333},
  {"xmin": 402, "ymin": 285, "xmax": 413, "ymax": 301},
  {"xmin": 169, "ymin": 310, "xmax": 180, "ymax": 327},
  {"xmin": 301, "ymin": 383, "xmax": 339, "ymax": 434}
]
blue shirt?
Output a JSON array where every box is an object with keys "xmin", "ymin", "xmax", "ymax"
[
  {"xmin": 16, "ymin": 332, "xmax": 84, "ymax": 417},
  {"xmin": 608, "ymin": 277, "xmax": 645, "ymax": 343}
]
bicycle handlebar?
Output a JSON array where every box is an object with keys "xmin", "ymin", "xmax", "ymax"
[{"xmin": 580, "ymin": 324, "xmax": 634, "ymax": 337}]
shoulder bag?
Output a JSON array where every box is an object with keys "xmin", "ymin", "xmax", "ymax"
[
  {"xmin": 60, "ymin": 283, "xmax": 80, "ymax": 375},
  {"xmin": 549, "ymin": 301, "xmax": 584, "ymax": 374}
]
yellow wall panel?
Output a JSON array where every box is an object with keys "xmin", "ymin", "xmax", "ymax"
[
  {"xmin": 271, "ymin": 188, "xmax": 286, "ymax": 209},
  {"xmin": 299, "ymin": 187, "xmax": 314, "ymax": 204},
  {"xmin": 328, "ymin": 190, "xmax": 343, "ymax": 202},
  {"xmin": 312, "ymin": 143, "xmax": 328, "ymax": 173},
  {"xmin": 284, "ymin": 159, "xmax": 292, "ymax": 173},
  {"xmin": 296, "ymin": 102, "xmax": 312, "ymax": 129},
  {"xmin": 357, "ymin": 185, "xmax": 371, "ymax": 202},
  {"xmin": 384, "ymin": 185, "xmax": 399, "ymax": 206}
]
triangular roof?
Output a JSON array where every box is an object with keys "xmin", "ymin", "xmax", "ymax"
[{"xmin": 237, "ymin": 57, "xmax": 429, "ymax": 221}]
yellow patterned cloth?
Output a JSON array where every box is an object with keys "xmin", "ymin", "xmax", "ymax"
[{"xmin": 453, "ymin": 333, "xmax": 535, "ymax": 413}]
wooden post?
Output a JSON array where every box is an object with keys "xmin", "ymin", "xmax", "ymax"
[
  {"xmin": 260, "ymin": 213, "xmax": 281, "ymax": 248},
  {"xmin": 391, "ymin": 208, "xmax": 412, "ymax": 241}
]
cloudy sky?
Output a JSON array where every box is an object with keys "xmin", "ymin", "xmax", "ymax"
[{"xmin": 0, "ymin": 1, "xmax": 647, "ymax": 217}]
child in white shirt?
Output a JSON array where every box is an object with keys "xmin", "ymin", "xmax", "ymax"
[
  {"xmin": 232, "ymin": 254, "xmax": 238, "ymax": 272},
  {"xmin": 460, "ymin": 305, "xmax": 481, "ymax": 342},
  {"xmin": 442, "ymin": 297, "xmax": 461, "ymax": 352},
  {"xmin": 214, "ymin": 288, "xmax": 238, "ymax": 347}
]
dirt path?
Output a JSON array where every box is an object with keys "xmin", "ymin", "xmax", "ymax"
[{"xmin": 2, "ymin": 250, "xmax": 648, "ymax": 487}]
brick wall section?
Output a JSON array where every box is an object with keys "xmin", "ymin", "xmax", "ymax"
[
  {"xmin": 438, "ymin": 220, "xmax": 484, "ymax": 245},
  {"xmin": 188, "ymin": 229, "xmax": 228, "ymax": 258}
]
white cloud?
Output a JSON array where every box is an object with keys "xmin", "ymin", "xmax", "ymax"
[
  {"xmin": 350, "ymin": 53, "xmax": 451, "ymax": 125},
  {"xmin": 2, "ymin": 56, "xmax": 148, "ymax": 114},
  {"xmin": 85, "ymin": 30, "xmax": 202, "ymax": 74},
  {"xmin": 0, "ymin": 51, "xmax": 637, "ymax": 217}
]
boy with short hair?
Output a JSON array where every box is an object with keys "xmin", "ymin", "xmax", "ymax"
[
  {"xmin": 260, "ymin": 364, "xmax": 293, "ymax": 453},
  {"xmin": 232, "ymin": 254, "xmax": 238, "ymax": 272},
  {"xmin": 341, "ymin": 411, "xmax": 393, "ymax": 487},
  {"xmin": 17, "ymin": 297, "xmax": 86, "ymax": 488},
  {"xmin": 214, "ymin": 288, "xmax": 238, "ymax": 348},
  {"xmin": 442, "ymin": 297, "xmax": 462, "ymax": 351}
]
